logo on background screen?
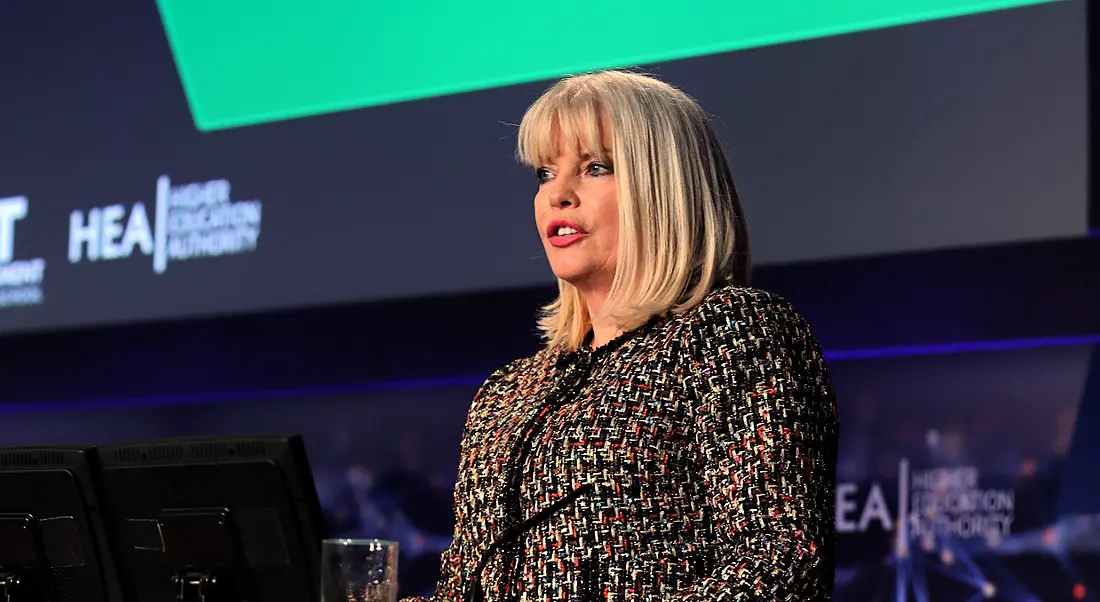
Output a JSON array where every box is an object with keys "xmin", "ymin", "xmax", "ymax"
[
  {"xmin": 0, "ymin": 196, "xmax": 46, "ymax": 308},
  {"xmin": 67, "ymin": 176, "xmax": 263, "ymax": 273},
  {"xmin": 837, "ymin": 459, "xmax": 1016, "ymax": 551}
]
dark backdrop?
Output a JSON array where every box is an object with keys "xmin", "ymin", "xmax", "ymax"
[{"xmin": 0, "ymin": 0, "xmax": 1088, "ymax": 334}]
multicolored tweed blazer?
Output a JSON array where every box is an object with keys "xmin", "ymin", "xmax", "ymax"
[{"xmin": 410, "ymin": 286, "xmax": 838, "ymax": 602}]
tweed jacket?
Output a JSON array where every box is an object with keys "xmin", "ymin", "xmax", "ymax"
[{"xmin": 413, "ymin": 286, "xmax": 838, "ymax": 602}]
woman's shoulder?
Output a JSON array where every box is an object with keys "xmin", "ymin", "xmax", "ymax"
[
  {"xmin": 669, "ymin": 284, "xmax": 832, "ymax": 398},
  {"xmin": 665, "ymin": 284, "xmax": 822, "ymax": 362},
  {"xmin": 680, "ymin": 284, "xmax": 812, "ymax": 332},
  {"xmin": 475, "ymin": 347, "xmax": 558, "ymax": 395}
]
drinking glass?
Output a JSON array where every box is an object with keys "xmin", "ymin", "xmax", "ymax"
[{"xmin": 321, "ymin": 539, "xmax": 399, "ymax": 602}]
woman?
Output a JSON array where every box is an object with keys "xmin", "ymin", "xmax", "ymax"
[{"xmin": 409, "ymin": 70, "xmax": 838, "ymax": 602}]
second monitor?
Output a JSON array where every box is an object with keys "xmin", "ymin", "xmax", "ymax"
[{"xmin": 94, "ymin": 435, "xmax": 325, "ymax": 602}]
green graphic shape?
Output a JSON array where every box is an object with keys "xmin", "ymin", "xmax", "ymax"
[{"xmin": 155, "ymin": 0, "xmax": 1061, "ymax": 132}]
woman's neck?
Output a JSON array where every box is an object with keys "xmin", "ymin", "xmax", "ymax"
[
  {"xmin": 580, "ymin": 288, "xmax": 622, "ymax": 349},
  {"xmin": 588, "ymin": 323, "xmax": 623, "ymax": 349}
]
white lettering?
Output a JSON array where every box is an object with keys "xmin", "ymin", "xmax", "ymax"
[
  {"xmin": 170, "ymin": 179, "xmax": 231, "ymax": 208},
  {"xmin": 67, "ymin": 177, "xmax": 262, "ymax": 272},
  {"xmin": 911, "ymin": 467, "xmax": 979, "ymax": 491},
  {"xmin": 836, "ymin": 482, "xmax": 894, "ymax": 533},
  {"xmin": 908, "ymin": 465, "xmax": 1015, "ymax": 541},
  {"xmin": 120, "ymin": 203, "xmax": 154, "ymax": 258},
  {"xmin": 0, "ymin": 196, "xmax": 28, "ymax": 264},
  {"xmin": 0, "ymin": 286, "xmax": 43, "ymax": 307},
  {"xmin": 0, "ymin": 197, "xmax": 46, "ymax": 308},
  {"xmin": 69, "ymin": 204, "xmax": 155, "ymax": 263},
  {"xmin": 914, "ymin": 513, "xmax": 1014, "ymax": 539},
  {"xmin": 0, "ymin": 259, "xmax": 46, "ymax": 287},
  {"xmin": 836, "ymin": 484, "xmax": 859, "ymax": 533},
  {"xmin": 912, "ymin": 489, "xmax": 1014, "ymax": 514},
  {"xmin": 69, "ymin": 208, "xmax": 102, "ymax": 262},
  {"xmin": 167, "ymin": 226, "xmax": 261, "ymax": 260},
  {"xmin": 859, "ymin": 483, "xmax": 893, "ymax": 531},
  {"xmin": 100, "ymin": 204, "xmax": 126, "ymax": 260},
  {"xmin": 167, "ymin": 200, "xmax": 262, "ymax": 233}
]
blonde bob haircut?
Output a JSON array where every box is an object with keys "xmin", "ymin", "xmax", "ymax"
[{"xmin": 517, "ymin": 70, "xmax": 751, "ymax": 349}]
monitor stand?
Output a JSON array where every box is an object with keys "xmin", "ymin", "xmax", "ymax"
[
  {"xmin": 160, "ymin": 508, "xmax": 257, "ymax": 602},
  {"xmin": 0, "ymin": 514, "xmax": 52, "ymax": 602},
  {"xmin": 0, "ymin": 574, "xmax": 21, "ymax": 602},
  {"xmin": 173, "ymin": 571, "xmax": 223, "ymax": 602}
]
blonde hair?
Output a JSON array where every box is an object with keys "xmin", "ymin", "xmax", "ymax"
[{"xmin": 517, "ymin": 70, "xmax": 751, "ymax": 349}]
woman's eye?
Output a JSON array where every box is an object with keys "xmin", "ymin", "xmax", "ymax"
[
  {"xmin": 586, "ymin": 162, "xmax": 613, "ymax": 177},
  {"xmin": 535, "ymin": 167, "xmax": 552, "ymax": 183}
]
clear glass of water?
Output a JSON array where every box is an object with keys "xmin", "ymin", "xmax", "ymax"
[{"xmin": 321, "ymin": 539, "xmax": 399, "ymax": 602}]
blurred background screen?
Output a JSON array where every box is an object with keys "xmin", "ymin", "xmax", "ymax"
[
  {"xmin": 0, "ymin": 0, "xmax": 1086, "ymax": 334},
  {"xmin": 3, "ymin": 2, "xmax": 1099, "ymax": 600},
  {"xmin": 1, "ymin": 341, "xmax": 1095, "ymax": 599}
]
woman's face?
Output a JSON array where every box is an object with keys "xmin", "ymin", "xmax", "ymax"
[{"xmin": 533, "ymin": 133, "xmax": 619, "ymax": 292}]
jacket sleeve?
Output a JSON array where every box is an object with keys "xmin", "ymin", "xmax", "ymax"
[
  {"xmin": 672, "ymin": 290, "xmax": 839, "ymax": 602},
  {"xmin": 403, "ymin": 545, "xmax": 464, "ymax": 602}
]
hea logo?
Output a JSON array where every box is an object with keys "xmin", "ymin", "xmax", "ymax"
[
  {"xmin": 0, "ymin": 196, "xmax": 47, "ymax": 308},
  {"xmin": 67, "ymin": 176, "xmax": 263, "ymax": 273},
  {"xmin": 837, "ymin": 460, "xmax": 1016, "ymax": 552}
]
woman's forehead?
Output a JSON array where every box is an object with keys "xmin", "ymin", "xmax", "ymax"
[
  {"xmin": 551, "ymin": 137, "xmax": 609, "ymax": 157},
  {"xmin": 548, "ymin": 116, "xmax": 613, "ymax": 157},
  {"xmin": 520, "ymin": 99, "xmax": 613, "ymax": 166}
]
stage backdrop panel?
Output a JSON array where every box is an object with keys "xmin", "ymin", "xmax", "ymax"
[{"xmin": 0, "ymin": 0, "xmax": 1087, "ymax": 334}]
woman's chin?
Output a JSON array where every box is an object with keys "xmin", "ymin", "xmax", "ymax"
[{"xmin": 551, "ymin": 272, "xmax": 607, "ymax": 292}]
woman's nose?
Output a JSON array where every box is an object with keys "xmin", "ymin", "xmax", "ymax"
[{"xmin": 547, "ymin": 178, "xmax": 578, "ymax": 209}]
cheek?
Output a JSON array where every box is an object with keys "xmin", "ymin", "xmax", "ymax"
[
  {"xmin": 532, "ymin": 193, "xmax": 547, "ymax": 225},
  {"xmin": 599, "ymin": 193, "xmax": 619, "ymax": 244}
]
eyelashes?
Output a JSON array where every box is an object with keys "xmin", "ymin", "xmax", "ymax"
[
  {"xmin": 535, "ymin": 161, "xmax": 614, "ymax": 184},
  {"xmin": 586, "ymin": 161, "xmax": 613, "ymax": 177}
]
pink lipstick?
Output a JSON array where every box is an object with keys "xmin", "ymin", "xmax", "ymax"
[{"xmin": 546, "ymin": 220, "xmax": 588, "ymax": 248}]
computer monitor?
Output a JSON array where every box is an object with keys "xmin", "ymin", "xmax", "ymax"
[
  {"xmin": 93, "ymin": 435, "xmax": 325, "ymax": 602},
  {"xmin": 0, "ymin": 445, "xmax": 122, "ymax": 602}
]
